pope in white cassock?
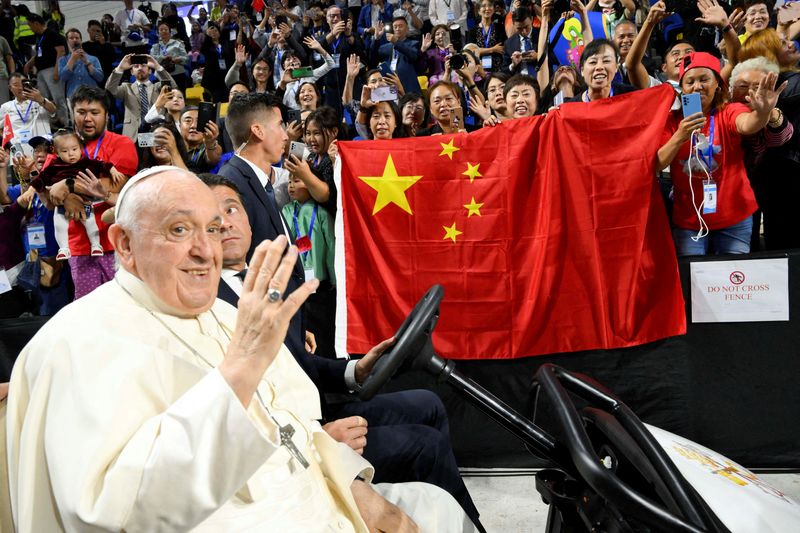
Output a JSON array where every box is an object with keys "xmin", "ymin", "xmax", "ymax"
[{"xmin": 4, "ymin": 166, "xmax": 474, "ymax": 532}]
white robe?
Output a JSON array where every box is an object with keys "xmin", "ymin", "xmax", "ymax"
[{"xmin": 5, "ymin": 269, "xmax": 472, "ymax": 532}]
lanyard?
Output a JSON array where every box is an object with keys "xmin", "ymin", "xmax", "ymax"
[
  {"xmin": 36, "ymin": 34, "xmax": 45, "ymax": 51},
  {"xmin": 582, "ymin": 87, "xmax": 614, "ymax": 102},
  {"xmin": 160, "ymin": 43, "xmax": 168, "ymax": 55},
  {"xmin": 191, "ymin": 146, "xmax": 205, "ymax": 164},
  {"xmin": 216, "ymin": 44, "xmax": 222, "ymax": 55},
  {"xmin": 14, "ymin": 100, "xmax": 33, "ymax": 124},
  {"xmin": 126, "ymin": 9, "xmax": 135, "ymax": 24},
  {"xmin": 332, "ymin": 35, "xmax": 342, "ymax": 53},
  {"xmin": 84, "ymin": 132, "xmax": 105, "ymax": 160},
  {"xmin": 693, "ymin": 112, "xmax": 716, "ymax": 172},
  {"xmin": 482, "ymin": 24, "xmax": 493, "ymax": 48},
  {"xmin": 443, "ymin": 0, "xmax": 453, "ymax": 9},
  {"xmin": 292, "ymin": 203, "xmax": 317, "ymax": 257}
]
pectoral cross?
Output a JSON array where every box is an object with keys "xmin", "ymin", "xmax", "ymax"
[{"xmin": 279, "ymin": 423, "xmax": 310, "ymax": 469}]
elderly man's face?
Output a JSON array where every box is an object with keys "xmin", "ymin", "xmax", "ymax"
[
  {"xmin": 211, "ymin": 185, "xmax": 252, "ymax": 268},
  {"xmin": 118, "ymin": 173, "xmax": 223, "ymax": 314}
]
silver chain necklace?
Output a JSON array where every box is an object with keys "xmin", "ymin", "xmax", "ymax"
[{"xmin": 116, "ymin": 279, "xmax": 310, "ymax": 469}]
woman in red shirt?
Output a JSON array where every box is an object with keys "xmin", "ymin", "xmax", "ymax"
[{"xmin": 656, "ymin": 52, "xmax": 785, "ymax": 256}]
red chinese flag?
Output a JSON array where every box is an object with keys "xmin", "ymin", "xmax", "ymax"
[
  {"xmin": 335, "ymin": 84, "xmax": 686, "ymax": 359},
  {"xmin": 252, "ymin": 0, "xmax": 265, "ymax": 13},
  {"xmin": 2, "ymin": 114, "xmax": 13, "ymax": 147}
]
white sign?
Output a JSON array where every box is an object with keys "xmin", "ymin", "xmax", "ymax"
[{"xmin": 691, "ymin": 258, "xmax": 789, "ymax": 323}]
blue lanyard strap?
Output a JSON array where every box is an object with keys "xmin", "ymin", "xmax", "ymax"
[
  {"xmin": 582, "ymin": 86, "xmax": 614, "ymax": 102},
  {"xmin": 691, "ymin": 112, "xmax": 715, "ymax": 172},
  {"xmin": 482, "ymin": 24, "xmax": 493, "ymax": 48},
  {"xmin": 332, "ymin": 36, "xmax": 342, "ymax": 53},
  {"xmin": 15, "ymin": 101, "xmax": 33, "ymax": 123},
  {"xmin": 191, "ymin": 146, "xmax": 205, "ymax": 164},
  {"xmin": 292, "ymin": 204, "xmax": 318, "ymax": 257},
  {"xmin": 84, "ymin": 132, "xmax": 105, "ymax": 160}
]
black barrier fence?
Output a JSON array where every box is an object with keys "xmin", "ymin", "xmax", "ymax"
[
  {"xmin": 384, "ymin": 249, "xmax": 800, "ymax": 469},
  {"xmin": 2, "ymin": 250, "xmax": 799, "ymax": 469}
]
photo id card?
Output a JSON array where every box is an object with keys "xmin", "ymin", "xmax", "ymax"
[{"xmin": 703, "ymin": 181, "xmax": 717, "ymax": 214}]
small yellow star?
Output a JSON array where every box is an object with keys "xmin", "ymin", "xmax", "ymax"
[
  {"xmin": 464, "ymin": 197, "xmax": 484, "ymax": 217},
  {"xmin": 462, "ymin": 162, "xmax": 482, "ymax": 183},
  {"xmin": 358, "ymin": 155, "xmax": 423, "ymax": 215},
  {"xmin": 439, "ymin": 138, "xmax": 460, "ymax": 160},
  {"xmin": 442, "ymin": 222, "xmax": 463, "ymax": 243}
]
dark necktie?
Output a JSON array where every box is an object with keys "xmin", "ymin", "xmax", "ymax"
[
  {"xmin": 264, "ymin": 179, "xmax": 277, "ymax": 207},
  {"xmin": 139, "ymin": 84, "xmax": 149, "ymax": 130},
  {"xmin": 235, "ymin": 268, "xmax": 247, "ymax": 280}
]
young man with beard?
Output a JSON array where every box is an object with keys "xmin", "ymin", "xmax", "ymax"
[
  {"xmin": 45, "ymin": 86, "xmax": 138, "ymax": 299},
  {"xmin": 105, "ymin": 53, "xmax": 176, "ymax": 139}
]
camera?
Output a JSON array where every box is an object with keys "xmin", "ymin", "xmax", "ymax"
[
  {"xmin": 384, "ymin": 23, "xmax": 392, "ymax": 34},
  {"xmin": 449, "ymin": 24, "xmax": 463, "ymax": 51},
  {"xmin": 449, "ymin": 53, "xmax": 466, "ymax": 71}
]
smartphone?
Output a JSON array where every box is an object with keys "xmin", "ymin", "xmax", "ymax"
[
  {"xmin": 378, "ymin": 62, "xmax": 393, "ymax": 76},
  {"xmin": 290, "ymin": 66, "xmax": 314, "ymax": 79},
  {"xmin": 197, "ymin": 102, "xmax": 216, "ymax": 133},
  {"xmin": 450, "ymin": 107, "xmax": 464, "ymax": 128},
  {"xmin": 74, "ymin": 42, "xmax": 82, "ymax": 49},
  {"xmin": 275, "ymin": 14, "xmax": 288, "ymax": 26},
  {"xmin": 22, "ymin": 79, "xmax": 36, "ymax": 91},
  {"xmin": 161, "ymin": 81, "xmax": 174, "ymax": 92},
  {"xmin": 131, "ymin": 55, "xmax": 148, "ymax": 65},
  {"xmin": 681, "ymin": 92, "xmax": 702, "ymax": 118},
  {"xmin": 371, "ymin": 85, "xmax": 398, "ymax": 102},
  {"xmin": 287, "ymin": 109, "xmax": 302, "ymax": 124},
  {"xmin": 137, "ymin": 133, "xmax": 156, "ymax": 148},
  {"xmin": 289, "ymin": 141, "xmax": 306, "ymax": 160}
]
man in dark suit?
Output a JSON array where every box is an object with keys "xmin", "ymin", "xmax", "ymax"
[
  {"xmin": 212, "ymin": 97, "xmax": 483, "ymax": 529},
  {"xmin": 370, "ymin": 17, "xmax": 421, "ymax": 94},
  {"xmin": 503, "ymin": 7, "xmax": 539, "ymax": 77}
]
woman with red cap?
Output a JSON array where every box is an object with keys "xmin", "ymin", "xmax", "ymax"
[{"xmin": 656, "ymin": 51, "xmax": 786, "ymax": 256}]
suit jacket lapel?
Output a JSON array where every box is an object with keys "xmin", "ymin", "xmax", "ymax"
[{"xmin": 233, "ymin": 156, "xmax": 286, "ymax": 239}]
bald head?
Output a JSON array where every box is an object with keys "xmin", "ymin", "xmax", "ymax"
[{"xmin": 110, "ymin": 169, "xmax": 224, "ymax": 315}]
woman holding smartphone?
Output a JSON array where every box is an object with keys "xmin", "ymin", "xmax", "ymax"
[
  {"xmin": 656, "ymin": 52, "xmax": 785, "ymax": 256},
  {"xmin": 278, "ymin": 37, "xmax": 336, "ymax": 110},
  {"xmin": 283, "ymin": 106, "xmax": 339, "ymax": 217}
]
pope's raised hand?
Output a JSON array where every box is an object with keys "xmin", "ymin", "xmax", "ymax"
[{"xmin": 222, "ymin": 236, "xmax": 319, "ymax": 406}]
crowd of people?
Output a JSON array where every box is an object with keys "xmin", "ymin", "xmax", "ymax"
[
  {"xmin": 1, "ymin": 0, "xmax": 799, "ymax": 530},
  {"xmin": 0, "ymin": 0, "xmax": 798, "ymax": 312}
]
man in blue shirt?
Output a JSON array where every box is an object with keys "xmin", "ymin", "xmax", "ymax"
[{"xmin": 58, "ymin": 28, "xmax": 104, "ymax": 98}]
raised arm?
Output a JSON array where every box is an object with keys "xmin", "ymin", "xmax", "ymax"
[
  {"xmin": 735, "ymin": 72, "xmax": 787, "ymax": 136},
  {"xmin": 537, "ymin": 0, "xmax": 553, "ymax": 96},
  {"xmin": 626, "ymin": 1, "xmax": 666, "ymax": 90}
]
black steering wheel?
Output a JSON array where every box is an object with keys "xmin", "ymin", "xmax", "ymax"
[{"xmin": 357, "ymin": 285, "xmax": 444, "ymax": 400}]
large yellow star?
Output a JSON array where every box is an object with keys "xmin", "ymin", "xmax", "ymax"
[
  {"xmin": 439, "ymin": 139, "xmax": 460, "ymax": 160},
  {"xmin": 442, "ymin": 222, "xmax": 463, "ymax": 243},
  {"xmin": 462, "ymin": 162, "xmax": 482, "ymax": 183},
  {"xmin": 358, "ymin": 155, "xmax": 423, "ymax": 215},
  {"xmin": 464, "ymin": 197, "xmax": 484, "ymax": 217}
]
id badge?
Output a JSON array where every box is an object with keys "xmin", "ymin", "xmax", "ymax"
[
  {"xmin": 304, "ymin": 267, "xmax": 316, "ymax": 283},
  {"xmin": 218, "ymin": 58, "xmax": 227, "ymax": 69},
  {"xmin": 37, "ymin": 47, "xmax": 43, "ymax": 57},
  {"xmin": 703, "ymin": 181, "xmax": 717, "ymax": 214},
  {"xmin": 313, "ymin": 51, "xmax": 322, "ymax": 62},
  {"xmin": 331, "ymin": 53, "xmax": 341, "ymax": 65},
  {"xmin": 256, "ymin": 11, "xmax": 263, "ymax": 21},
  {"xmin": 229, "ymin": 29, "xmax": 237, "ymax": 40},
  {"xmin": 447, "ymin": 10, "xmax": 456, "ymax": 22},
  {"xmin": 481, "ymin": 55, "xmax": 492, "ymax": 69},
  {"xmin": 26, "ymin": 223, "xmax": 47, "ymax": 249},
  {"xmin": 0, "ymin": 268, "xmax": 10, "ymax": 294}
]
